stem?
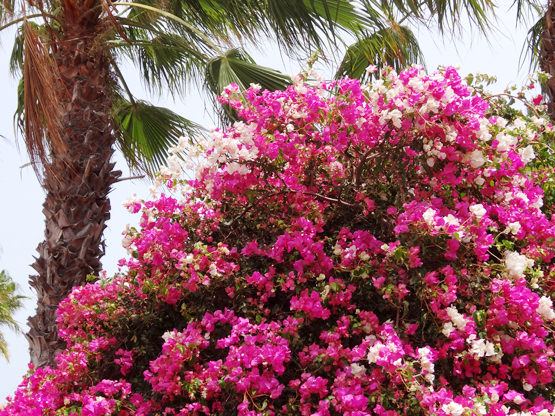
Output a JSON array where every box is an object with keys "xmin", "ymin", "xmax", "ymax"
[
  {"xmin": 0, "ymin": 13, "xmax": 60, "ymax": 32},
  {"xmin": 354, "ymin": 150, "xmax": 379, "ymax": 185},
  {"xmin": 115, "ymin": 174, "xmax": 145, "ymax": 182},
  {"xmin": 111, "ymin": 58, "xmax": 136, "ymax": 105},
  {"xmin": 484, "ymin": 91, "xmax": 542, "ymax": 118},
  {"xmin": 301, "ymin": 191, "xmax": 356, "ymax": 207}
]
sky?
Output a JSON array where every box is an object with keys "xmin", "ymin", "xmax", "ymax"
[{"xmin": 0, "ymin": 5, "xmax": 541, "ymax": 401}]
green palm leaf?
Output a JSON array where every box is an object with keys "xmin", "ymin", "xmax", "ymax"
[
  {"xmin": 124, "ymin": 0, "xmax": 366, "ymax": 56},
  {"xmin": 113, "ymin": 17, "xmax": 212, "ymax": 95},
  {"xmin": 9, "ymin": 23, "xmax": 23, "ymax": 75},
  {"xmin": 303, "ymin": 0, "xmax": 368, "ymax": 31},
  {"xmin": 205, "ymin": 48, "xmax": 291, "ymax": 95},
  {"xmin": 392, "ymin": 0, "xmax": 497, "ymax": 33},
  {"xmin": 14, "ymin": 76, "xmax": 24, "ymax": 135},
  {"xmin": 522, "ymin": 14, "xmax": 544, "ymax": 69},
  {"xmin": 512, "ymin": 0, "xmax": 544, "ymax": 22},
  {"xmin": 518, "ymin": 3, "xmax": 545, "ymax": 69},
  {"xmin": 0, "ymin": 333, "xmax": 7, "ymax": 361},
  {"xmin": 204, "ymin": 48, "xmax": 291, "ymax": 123},
  {"xmin": 335, "ymin": 25, "xmax": 423, "ymax": 81},
  {"xmin": 0, "ymin": 270, "xmax": 26, "ymax": 362},
  {"xmin": 260, "ymin": 0, "xmax": 360, "ymax": 50},
  {"xmin": 112, "ymin": 98, "xmax": 205, "ymax": 176}
]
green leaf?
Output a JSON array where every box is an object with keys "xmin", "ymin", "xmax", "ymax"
[
  {"xmin": 336, "ymin": 25, "xmax": 423, "ymax": 82},
  {"xmin": 205, "ymin": 48, "xmax": 291, "ymax": 96},
  {"xmin": 304, "ymin": 0, "xmax": 366, "ymax": 31},
  {"xmin": 501, "ymin": 239, "xmax": 515, "ymax": 251},
  {"xmin": 112, "ymin": 98, "xmax": 205, "ymax": 176},
  {"xmin": 520, "ymin": 9, "xmax": 544, "ymax": 70},
  {"xmin": 205, "ymin": 48, "xmax": 291, "ymax": 123},
  {"xmin": 13, "ymin": 76, "xmax": 24, "ymax": 135},
  {"xmin": 113, "ymin": 19, "xmax": 210, "ymax": 95},
  {"xmin": 412, "ymin": 0, "xmax": 496, "ymax": 33},
  {"xmin": 513, "ymin": 0, "xmax": 544, "ymax": 23},
  {"xmin": 9, "ymin": 23, "xmax": 24, "ymax": 75},
  {"xmin": 120, "ymin": 0, "xmax": 364, "ymax": 59},
  {"xmin": 0, "ymin": 270, "xmax": 26, "ymax": 362}
]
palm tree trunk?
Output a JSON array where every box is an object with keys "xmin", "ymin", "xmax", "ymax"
[
  {"xmin": 26, "ymin": 8, "xmax": 121, "ymax": 368},
  {"xmin": 541, "ymin": 0, "xmax": 555, "ymax": 122}
]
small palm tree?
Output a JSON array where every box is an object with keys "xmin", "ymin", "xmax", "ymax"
[
  {"xmin": 0, "ymin": 270, "xmax": 25, "ymax": 361},
  {"xmin": 358, "ymin": 1, "xmax": 555, "ymax": 123},
  {"xmin": 335, "ymin": 0, "xmax": 497, "ymax": 81}
]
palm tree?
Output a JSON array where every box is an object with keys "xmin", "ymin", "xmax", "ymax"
[
  {"xmin": 487, "ymin": 0, "xmax": 555, "ymax": 121},
  {"xmin": 0, "ymin": 270, "xmax": 25, "ymax": 361},
  {"xmin": 0, "ymin": 0, "xmax": 437, "ymax": 369},
  {"xmin": 335, "ymin": 0, "xmax": 497, "ymax": 82},
  {"xmin": 453, "ymin": 0, "xmax": 555, "ymax": 121},
  {"xmin": 369, "ymin": 1, "xmax": 555, "ymax": 123}
]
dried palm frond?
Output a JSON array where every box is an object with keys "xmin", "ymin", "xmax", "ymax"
[
  {"xmin": 23, "ymin": 19, "xmax": 64, "ymax": 175},
  {"xmin": 0, "ymin": 0, "xmax": 15, "ymax": 24}
]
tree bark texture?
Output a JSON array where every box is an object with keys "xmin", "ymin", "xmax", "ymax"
[
  {"xmin": 26, "ymin": 6, "xmax": 121, "ymax": 368},
  {"xmin": 541, "ymin": 0, "xmax": 555, "ymax": 122}
]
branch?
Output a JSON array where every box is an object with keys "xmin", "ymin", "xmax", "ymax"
[
  {"xmin": 0, "ymin": 13, "xmax": 61, "ymax": 32},
  {"xmin": 115, "ymin": 175, "xmax": 145, "ymax": 182}
]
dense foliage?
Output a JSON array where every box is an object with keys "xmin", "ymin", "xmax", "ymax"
[
  {"xmin": 0, "ymin": 271, "xmax": 25, "ymax": 361},
  {"xmin": 4, "ymin": 66, "xmax": 555, "ymax": 415}
]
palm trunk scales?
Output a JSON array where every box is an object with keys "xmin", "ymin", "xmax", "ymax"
[{"xmin": 26, "ymin": 6, "xmax": 121, "ymax": 367}]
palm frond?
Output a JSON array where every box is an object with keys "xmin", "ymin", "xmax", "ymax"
[
  {"xmin": 205, "ymin": 48, "xmax": 291, "ymax": 96},
  {"xmin": 204, "ymin": 48, "xmax": 291, "ymax": 123},
  {"xmin": 304, "ymin": 0, "xmax": 367, "ymax": 32},
  {"xmin": 437, "ymin": 0, "xmax": 496, "ymax": 32},
  {"xmin": 335, "ymin": 25, "xmax": 423, "ymax": 82},
  {"xmin": 8, "ymin": 19, "xmax": 63, "ymax": 76},
  {"xmin": 0, "ymin": 271, "xmax": 25, "ymax": 323},
  {"xmin": 261, "ymin": 0, "xmax": 360, "ymax": 50},
  {"xmin": 14, "ymin": 76, "xmax": 24, "ymax": 135},
  {"xmin": 512, "ymin": 0, "xmax": 545, "ymax": 23},
  {"xmin": 115, "ymin": 2, "xmax": 222, "ymax": 54},
  {"xmin": 521, "ymin": 12, "xmax": 544, "ymax": 70},
  {"xmin": 112, "ymin": 20, "xmax": 210, "ymax": 96},
  {"xmin": 0, "ymin": 270, "xmax": 26, "ymax": 362},
  {"xmin": 0, "ymin": 334, "xmax": 8, "ymax": 361},
  {"xmin": 125, "ymin": 0, "xmax": 258, "ymax": 42},
  {"xmin": 112, "ymin": 97, "xmax": 205, "ymax": 176},
  {"xmin": 378, "ymin": 0, "xmax": 496, "ymax": 34},
  {"xmin": 123, "ymin": 0, "xmax": 365, "ymax": 57},
  {"xmin": 9, "ymin": 23, "xmax": 24, "ymax": 75}
]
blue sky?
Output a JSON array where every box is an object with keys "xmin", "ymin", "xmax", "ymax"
[{"xmin": 0, "ymin": 6, "xmax": 538, "ymax": 401}]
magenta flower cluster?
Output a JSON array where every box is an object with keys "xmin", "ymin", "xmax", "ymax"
[{"xmin": 3, "ymin": 66, "xmax": 555, "ymax": 415}]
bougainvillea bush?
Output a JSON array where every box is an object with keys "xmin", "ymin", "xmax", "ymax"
[{"xmin": 4, "ymin": 66, "xmax": 555, "ymax": 416}]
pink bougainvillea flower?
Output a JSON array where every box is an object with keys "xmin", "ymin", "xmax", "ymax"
[{"xmin": 3, "ymin": 66, "xmax": 555, "ymax": 416}]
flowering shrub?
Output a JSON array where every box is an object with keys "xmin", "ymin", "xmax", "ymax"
[{"xmin": 3, "ymin": 66, "xmax": 555, "ymax": 415}]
